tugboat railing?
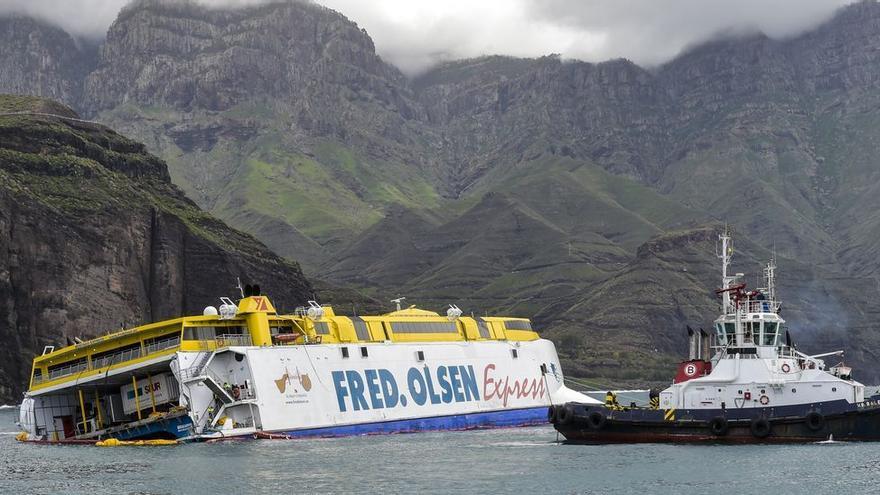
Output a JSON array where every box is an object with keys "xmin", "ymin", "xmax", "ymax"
[{"xmin": 733, "ymin": 300, "xmax": 781, "ymax": 314}]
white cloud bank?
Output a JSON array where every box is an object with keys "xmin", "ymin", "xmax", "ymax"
[{"xmin": 0, "ymin": 0, "xmax": 860, "ymax": 75}]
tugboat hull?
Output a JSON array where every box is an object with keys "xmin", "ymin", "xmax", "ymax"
[{"xmin": 552, "ymin": 399, "xmax": 880, "ymax": 444}]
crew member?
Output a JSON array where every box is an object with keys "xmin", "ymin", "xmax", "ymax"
[{"xmin": 605, "ymin": 391, "xmax": 622, "ymax": 410}]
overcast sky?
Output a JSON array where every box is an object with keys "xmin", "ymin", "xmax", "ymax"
[{"xmin": 0, "ymin": 0, "xmax": 859, "ymax": 75}]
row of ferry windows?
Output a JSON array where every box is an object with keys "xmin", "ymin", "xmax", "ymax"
[
  {"xmin": 181, "ymin": 319, "xmax": 532, "ymax": 342},
  {"xmin": 715, "ymin": 321, "xmax": 781, "ymax": 346},
  {"xmin": 307, "ymin": 320, "xmax": 528, "ymax": 338},
  {"xmin": 41, "ymin": 332, "xmax": 181, "ymax": 381}
]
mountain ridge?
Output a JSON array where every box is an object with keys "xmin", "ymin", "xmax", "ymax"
[{"xmin": 5, "ymin": 1, "xmax": 880, "ymax": 386}]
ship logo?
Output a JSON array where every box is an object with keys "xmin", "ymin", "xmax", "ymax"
[
  {"xmin": 274, "ymin": 373, "xmax": 289, "ymax": 393},
  {"xmin": 275, "ymin": 367, "xmax": 312, "ymax": 393}
]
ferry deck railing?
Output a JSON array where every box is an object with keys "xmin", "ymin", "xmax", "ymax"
[{"xmin": 33, "ymin": 336, "xmax": 184, "ymax": 385}]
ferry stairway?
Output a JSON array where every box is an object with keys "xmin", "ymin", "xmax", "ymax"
[
  {"xmin": 181, "ymin": 352, "xmax": 234, "ymax": 404},
  {"xmin": 190, "ymin": 351, "xmax": 213, "ymax": 377},
  {"xmin": 201, "ymin": 375, "xmax": 234, "ymax": 404}
]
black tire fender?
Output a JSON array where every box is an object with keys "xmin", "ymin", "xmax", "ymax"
[
  {"xmin": 708, "ymin": 416, "xmax": 729, "ymax": 436},
  {"xmin": 586, "ymin": 410, "xmax": 607, "ymax": 430},
  {"xmin": 750, "ymin": 417, "xmax": 772, "ymax": 438},
  {"xmin": 805, "ymin": 411, "xmax": 825, "ymax": 432},
  {"xmin": 558, "ymin": 404, "xmax": 574, "ymax": 425}
]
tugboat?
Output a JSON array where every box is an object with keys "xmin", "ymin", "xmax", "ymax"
[{"xmin": 552, "ymin": 229, "xmax": 880, "ymax": 443}]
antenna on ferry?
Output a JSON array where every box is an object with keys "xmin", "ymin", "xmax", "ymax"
[
  {"xmin": 235, "ymin": 277, "xmax": 245, "ymax": 299},
  {"xmin": 391, "ymin": 297, "xmax": 406, "ymax": 311}
]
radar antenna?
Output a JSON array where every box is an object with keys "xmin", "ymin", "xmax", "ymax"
[
  {"xmin": 390, "ymin": 297, "xmax": 406, "ymax": 311},
  {"xmin": 235, "ymin": 277, "xmax": 245, "ymax": 299}
]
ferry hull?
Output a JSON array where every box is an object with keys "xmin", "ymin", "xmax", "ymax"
[
  {"xmin": 175, "ymin": 339, "xmax": 594, "ymax": 440},
  {"xmin": 553, "ymin": 400, "xmax": 880, "ymax": 444},
  {"xmin": 258, "ymin": 406, "xmax": 548, "ymax": 439}
]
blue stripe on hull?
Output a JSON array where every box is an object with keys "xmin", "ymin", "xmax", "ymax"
[{"xmin": 273, "ymin": 407, "xmax": 549, "ymax": 438}]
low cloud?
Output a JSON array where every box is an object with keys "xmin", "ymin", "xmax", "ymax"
[{"xmin": 0, "ymin": 0, "xmax": 859, "ymax": 74}]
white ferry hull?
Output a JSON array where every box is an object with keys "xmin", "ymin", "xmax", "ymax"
[{"xmin": 176, "ymin": 339, "xmax": 592, "ymax": 439}]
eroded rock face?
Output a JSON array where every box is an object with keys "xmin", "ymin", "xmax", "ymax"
[
  {"xmin": 0, "ymin": 16, "xmax": 96, "ymax": 110},
  {"xmin": 83, "ymin": 1, "xmax": 422, "ymax": 143},
  {"xmin": 0, "ymin": 96, "xmax": 313, "ymax": 402}
]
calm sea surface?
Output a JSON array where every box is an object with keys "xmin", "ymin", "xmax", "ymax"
[{"xmin": 1, "ymin": 407, "xmax": 879, "ymax": 495}]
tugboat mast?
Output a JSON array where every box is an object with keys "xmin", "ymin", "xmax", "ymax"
[
  {"xmin": 718, "ymin": 227, "xmax": 736, "ymax": 315},
  {"xmin": 764, "ymin": 256, "xmax": 777, "ymax": 304}
]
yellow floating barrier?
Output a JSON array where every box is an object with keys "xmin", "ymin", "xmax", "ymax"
[
  {"xmin": 15, "ymin": 432, "xmax": 28, "ymax": 442},
  {"xmin": 95, "ymin": 438, "xmax": 178, "ymax": 447}
]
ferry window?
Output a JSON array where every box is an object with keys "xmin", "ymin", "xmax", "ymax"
[
  {"xmin": 351, "ymin": 318, "xmax": 370, "ymax": 341},
  {"xmin": 361, "ymin": 346, "xmax": 369, "ymax": 358},
  {"xmin": 417, "ymin": 350, "xmax": 425, "ymax": 362},
  {"xmin": 505, "ymin": 320, "xmax": 533, "ymax": 331},
  {"xmin": 390, "ymin": 322, "xmax": 459, "ymax": 334},
  {"xmin": 143, "ymin": 333, "xmax": 180, "ymax": 354},
  {"xmin": 314, "ymin": 322, "xmax": 331, "ymax": 335},
  {"xmin": 47, "ymin": 357, "xmax": 88, "ymax": 380},
  {"xmin": 184, "ymin": 327, "xmax": 217, "ymax": 340},
  {"xmin": 477, "ymin": 319, "xmax": 491, "ymax": 338},
  {"xmin": 714, "ymin": 323, "xmax": 726, "ymax": 345},
  {"xmin": 91, "ymin": 343, "xmax": 142, "ymax": 369},
  {"xmin": 511, "ymin": 349, "xmax": 518, "ymax": 359},
  {"xmin": 341, "ymin": 347, "xmax": 349, "ymax": 358},
  {"xmin": 219, "ymin": 326, "xmax": 244, "ymax": 335}
]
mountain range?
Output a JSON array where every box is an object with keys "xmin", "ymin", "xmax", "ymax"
[{"xmin": 4, "ymin": 0, "xmax": 880, "ymax": 391}]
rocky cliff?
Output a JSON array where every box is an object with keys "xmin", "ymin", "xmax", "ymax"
[
  {"xmin": 0, "ymin": 17, "xmax": 95, "ymax": 110},
  {"xmin": 0, "ymin": 94, "xmax": 313, "ymax": 402}
]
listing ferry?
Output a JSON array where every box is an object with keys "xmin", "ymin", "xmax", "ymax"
[
  {"xmin": 552, "ymin": 229, "xmax": 880, "ymax": 443},
  {"xmin": 16, "ymin": 290, "xmax": 594, "ymax": 443}
]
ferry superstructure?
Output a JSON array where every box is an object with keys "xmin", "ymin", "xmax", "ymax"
[
  {"xmin": 17, "ymin": 291, "xmax": 594, "ymax": 443},
  {"xmin": 552, "ymin": 229, "xmax": 880, "ymax": 443}
]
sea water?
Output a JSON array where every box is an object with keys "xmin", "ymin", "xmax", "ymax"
[{"xmin": 1, "ymin": 407, "xmax": 877, "ymax": 494}]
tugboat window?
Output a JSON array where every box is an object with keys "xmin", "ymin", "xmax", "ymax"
[
  {"xmin": 724, "ymin": 323, "xmax": 736, "ymax": 344},
  {"xmin": 714, "ymin": 323, "xmax": 724, "ymax": 344},
  {"xmin": 763, "ymin": 322, "xmax": 779, "ymax": 346},
  {"xmin": 792, "ymin": 388, "xmax": 797, "ymax": 393}
]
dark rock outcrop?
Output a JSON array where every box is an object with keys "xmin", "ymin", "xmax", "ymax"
[{"xmin": 0, "ymin": 95, "xmax": 313, "ymax": 402}]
